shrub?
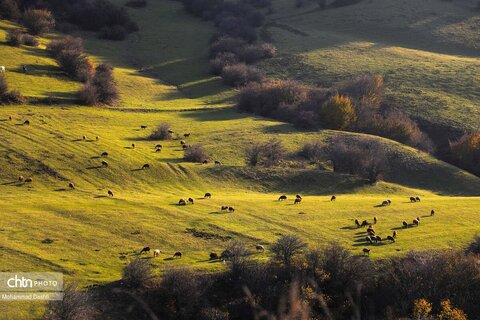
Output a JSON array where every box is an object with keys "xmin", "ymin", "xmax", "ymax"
[
  {"xmin": 221, "ymin": 63, "xmax": 264, "ymax": 87},
  {"xmin": 210, "ymin": 52, "xmax": 239, "ymax": 75},
  {"xmin": 450, "ymin": 131, "xmax": 480, "ymax": 175},
  {"xmin": 270, "ymin": 235, "xmax": 307, "ymax": 266},
  {"xmin": 0, "ymin": 75, "xmax": 25, "ymax": 105},
  {"xmin": 22, "ymin": 9, "xmax": 55, "ymax": 35},
  {"xmin": 330, "ymin": 0, "xmax": 363, "ymax": 7},
  {"xmin": 438, "ymin": 300, "xmax": 468, "ymax": 320},
  {"xmin": 0, "ymin": 74, "xmax": 7, "ymax": 97},
  {"xmin": 44, "ymin": 282, "xmax": 97, "ymax": 320},
  {"xmin": 336, "ymin": 74, "xmax": 384, "ymax": 109},
  {"xmin": 465, "ymin": 235, "xmax": 480, "ymax": 255},
  {"xmin": 320, "ymin": 95, "xmax": 357, "ymax": 130},
  {"xmin": 184, "ymin": 144, "xmax": 208, "ymax": 163},
  {"xmin": 209, "ymin": 36, "xmax": 247, "ymax": 58},
  {"xmin": 6, "ymin": 29, "xmax": 22, "ymax": 47},
  {"xmin": 22, "ymin": 34, "xmax": 39, "ymax": 47},
  {"xmin": 237, "ymin": 43, "xmax": 276, "ymax": 63},
  {"xmin": 79, "ymin": 64, "xmax": 118, "ymax": 106},
  {"xmin": 244, "ymin": 138, "xmax": 286, "ymax": 167},
  {"xmin": 149, "ymin": 123, "xmax": 172, "ymax": 140},
  {"xmin": 99, "ymin": 25, "xmax": 129, "ymax": 40},
  {"xmin": 413, "ymin": 299, "xmax": 433, "ymax": 320},
  {"xmin": 48, "ymin": 37, "xmax": 84, "ymax": 59},
  {"xmin": 299, "ymin": 140, "xmax": 324, "ymax": 161},
  {"xmin": 0, "ymin": 0, "xmax": 21, "ymax": 20},
  {"xmin": 78, "ymin": 83, "xmax": 98, "ymax": 106},
  {"xmin": 125, "ymin": 0, "xmax": 147, "ymax": 8},
  {"xmin": 245, "ymin": 143, "xmax": 263, "ymax": 166},
  {"xmin": 122, "ymin": 259, "xmax": 153, "ymax": 288},
  {"xmin": 57, "ymin": 50, "xmax": 94, "ymax": 82}
]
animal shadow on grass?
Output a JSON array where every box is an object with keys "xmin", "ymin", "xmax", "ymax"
[
  {"xmin": 91, "ymin": 156, "xmax": 101, "ymax": 159},
  {"xmin": 94, "ymin": 195, "xmax": 107, "ymax": 199},
  {"xmin": 391, "ymin": 226, "xmax": 407, "ymax": 230},
  {"xmin": 86, "ymin": 166, "xmax": 103, "ymax": 169},
  {"xmin": 209, "ymin": 211, "xmax": 227, "ymax": 215},
  {"xmin": 54, "ymin": 188, "xmax": 68, "ymax": 192},
  {"xmin": 131, "ymin": 168, "xmax": 143, "ymax": 172},
  {"xmin": 1, "ymin": 181, "xmax": 19, "ymax": 186},
  {"xmin": 340, "ymin": 226, "xmax": 357, "ymax": 230},
  {"xmin": 163, "ymin": 257, "xmax": 174, "ymax": 261},
  {"xmin": 71, "ymin": 139, "xmax": 83, "ymax": 142},
  {"xmin": 124, "ymin": 146, "xmax": 134, "ymax": 149}
]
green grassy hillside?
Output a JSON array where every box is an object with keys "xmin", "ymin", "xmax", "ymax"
[
  {"xmin": 1, "ymin": 0, "xmax": 480, "ymax": 318},
  {"xmin": 260, "ymin": 0, "xmax": 480, "ymax": 130}
]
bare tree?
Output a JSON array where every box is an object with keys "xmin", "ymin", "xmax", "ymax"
[{"xmin": 271, "ymin": 235, "xmax": 307, "ymax": 266}]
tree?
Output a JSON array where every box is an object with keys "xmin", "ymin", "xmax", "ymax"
[
  {"xmin": 23, "ymin": 9, "xmax": 55, "ymax": 35},
  {"xmin": 271, "ymin": 235, "xmax": 307, "ymax": 266},
  {"xmin": 320, "ymin": 94, "xmax": 357, "ymax": 130}
]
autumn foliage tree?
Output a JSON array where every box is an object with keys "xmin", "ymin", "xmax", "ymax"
[
  {"xmin": 22, "ymin": 9, "xmax": 55, "ymax": 35},
  {"xmin": 320, "ymin": 94, "xmax": 357, "ymax": 130},
  {"xmin": 450, "ymin": 131, "xmax": 480, "ymax": 175}
]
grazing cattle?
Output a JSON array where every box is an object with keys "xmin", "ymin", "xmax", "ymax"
[
  {"xmin": 415, "ymin": 197, "xmax": 421, "ymax": 202},
  {"xmin": 23, "ymin": 120, "xmax": 30, "ymax": 125},
  {"xmin": 410, "ymin": 197, "xmax": 416, "ymax": 203},
  {"xmin": 296, "ymin": 194, "xmax": 302, "ymax": 200},
  {"xmin": 367, "ymin": 226, "xmax": 375, "ymax": 234},
  {"xmin": 228, "ymin": 206, "xmax": 235, "ymax": 213},
  {"xmin": 382, "ymin": 200, "xmax": 390, "ymax": 206},
  {"xmin": 221, "ymin": 206, "xmax": 229, "ymax": 211},
  {"xmin": 413, "ymin": 218, "xmax": 419, "ymax": 226},
  {"xmin": 101, "ymin": 152, "xmax": 109, "ymax": 157},
  {"xmin": 25, "ymin": 178, "xmax": 33, "ymax": 183},
  {"xmin": 368, "ymin": 230, "xmax": 376, "ymax": 237},
  {"xmin": 366, "ymin": 236, "xmax": 374, "ymax": 244},
  {"xmin": 142, "ymin": 164, "xmax": 150, "ymax": 169},
  {"xmin": 278, "ymin": 195, "xmax": 287, "ymax": 201},
  {"xmin": 18, "ymin": 176, "xmax": 24, "ymax": 182},
  {"xmin": 153, "ymin": 249, "xmax": 160, "ymax": 257},
  {"xmin": 363, "ymin": 248, "xmax": 371, "ymax": 256},
  {"xmin": 214, "ymin": 160, "xmax": 222, "ymax": 165},
  {"xmin": 294, "ymin": 198, "xmax": 302, "ymax": 205},
  {"xmin": 0, "ymin": 66, "xmax": 5, "ymax": 72},
  {"xmin": 202, "ymin": 160, "xmax": 208, "ymax": 164},
  {"xmin": 355, "ymin": 219, "xmax": 360, "ymax": 228},
  {"xmin": 155, "ymin": 144, "xmax": 163, "ymax": 149},
  {"xmin": 403, "ymin": 221, "xmax": 408, "ymax": 228},
  {"xmin": 141, "ymin": 125, "xmax": 147, "ymax": 129},
  {"xmin": 96, "ymin": 136, "xmax": 99, "ymax": 141},
  {"xmin": 373, "ymin": 217, "xmax": 377, "ymax": 224},
  {"xmin": 108, "ymin": 190, "xmax": 114, "ymax": 197},
  {"xmin": 179, "ymin": 199, "xmax": 187, "ymax": 206},
  {"xmin": 101, "ymin": 161, "xmax": 109, "ymax": 167},
  {"xmin": 82, "ymin": 135, "xmax": 86, "ymax": 140},
  {"xmin": 393, "ymin": 231, "xmax": 397, "ymax": 238},
  {"xmin": 255, "ymin": 245, "xmax": 265, "ymax": 252},
  {"xmin": 330, "ymin": 195, "xmax": 336, "ymax": 201},
  {"xmin": 204, "ymin": 193, "xmax": 212, "ymax": 198},
  {"xmin": 173, "ymin": 252, "xmax": 182, "ymax": 258},
  {"xmin": 188, "ymin": 198, "xmax": 194, "ymax": 204},
  {"xmin": 210, "ymin": 252, "xmax": 219, "ymax": 260},
  {"xmin": 361, "ymin": 220, "xmax": 369, "ymax": 228},
  {"xmin": 430, "ymin": 209, "xmax": 435, "ymax": 216},
  {"xmin": 155, "ymin": 148, "xmax": 162, "ymax": 152},
  {"xmin": 131, "ymin": 143, "xmax": 135, "ymax": 149},
  {"xmin": 180, "ymin": 140, "xmax": 186, "ymax": 145},
  {"xmin": 184, "ymin": 133, "xmax": 191, "ymax": 138},
  {"xmin": 69, "ymin": 182, "xmax": 75, "ymax": 190},
  {"xmin": 386, "ymin": 235, "xmax": 395, "ymax": 242},
  {"xmin": 375, "ymin": 236, "xmax": 382, "ymax": 243},
  {"xmin": 140, "ymin": 246, "xmax": 150, "ymax": 254}
]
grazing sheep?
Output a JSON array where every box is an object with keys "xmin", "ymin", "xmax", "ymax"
[
  {"xmin": 214, "ymin": 160, "xmax": 222, "ymax": 165},
  {"xmin": 296, "ymin": 194, "xmax": 302, "ymax": 200},
  {"xmin": 101, "ymin": 152, "xmax": 109, "ymax": 157},
  {"xmin": 96, "ymin": 136, "xmax": 99, "ymax": 141},
  {"xmin": 204, "ymin": 193, "xmax": 212, "ymax": 198},
  {"xmin": 387, "ymin": 199, "xmax": 391, "ymax": 204},
  {"xmin": 82, "ymin": 135, "xmax": 86, "ymax": 140},
  {"xmin": 153, "ymin": 249, "xmax": 160, "ymax": 257},
  {"xmin": 366, "ymin": 236, "xmax": 373, "ymax": 244},
  {"xmin": 25, "ymin": 178, "xmax": 33, "ymax": 183},
  {"xmin": 373, "ymin": 217, "xmax": 377, "ymax": 224},
  {"xmin": 18, "ymin": 176, "xmax": 24, "ymax": 182},
  {"xmin": 168, "ymin": 130, "xmax": 174, "ymax": 134},
  {"xmin": 410, "ymin": 197, "xmax": 416, "ymax": 203},
  {"xmin": 23, "ymin": 120, "xmax": 30, "ymax": 125},
  {"xmin": 330, "ymin": 195, "xmax": 336, "ymax": 201},
  {"xmin": 69, "ymin": 182, "xmax": 75, "ymax": 190},
  {"xmin": 101, "ymin": 161, "xmax": 109, "ymax": 167},
  {"xmin": 155, "ymin": 148, "xmax": 162, "ymax": 152},
  {"xmin": 188, "ymin": 198, "xmax": 194, "ymax": 204},
  {"xmin": 355, "ymin": 219, "xmax": 360, "ymax": 228},
  {"xmin": 8, "ymin": 116, "xmax": 12, "ymax": 120},
  {"xmin": 375, "ymin": 236, "xmax": 382, "ymax": 243},
  {"xmin": 179, "ymin": 199, "xmax": 187, "ymax": 206},
  {"xmin": 155, "ymin": 144, "xmax": 163, "ymax": 149},
  {"xmin": 382, "ymin": 200, "xmax": 389, "ymax": 206},
  {"xmin": 0, "ymin": 66, "xmax": 5, "ymax": 72},
  {"xmin": 202, "ymin": 160, "xmax": 208, "ymax": 164},
  {"xmin": 430, "ymin": 209, "xmax": 435, "ymax": 216},
  {"xmin": 184, "ymin": 133, "xmax": 191, "ymax": 138},
  {"xmin": 108, "ymin": 190, "xmax": 114, "ymax": 197},
  {"xmin": 228, "ymin": 206, "xmax": 235, "ymax": 213},
  {"xmin": 415, "ymin": 196, "xmax": 421, "ymax": 202},
  {"xmin": 141, "ymin": 125, "xmax": 147, "ymax": 129},
  {"xmin": 278, "ymin": 195, "xmax": 287, "ymax": 201},
  {"xmin": 361, "ymin": 220, "xmax": 369, "ymax": 228},
  {"xmin": 403, "ymin": 221, "xmax": 408, "ymax": 228},
  {"xmin": 367, "ymin": 226, "xmax": 375, "ymax": 234},
  {"xmin": 142, "ymin": 164, "xmax": 150, "ymax": 169},
  {"xmin": 182, "ymin": 144, "xmax": 189, "ymax": 150},
  {"xmin": 173, "ymin": 251, "xmax": 182, "ymax": 258},
  {"xmin": 363, "ymin": 248, "xmax": 371, "ymax": 256},
  {"xmin": 368, "ymin": 230, "xmax": 376, "ymax": 237},
  {"xmin": 180, "ymin": 140, "xmax": 186, "ymax": 145},
  {"xmin": 140, "ymin": 246, "xmax": 150, "ymax": 254},
  {"xmin": 221, "ymin": 206, "xmax": 228, "ymax": 211},
  {"xmin": 386, "ymin": 235, "xmax": 395, "ymax": 242},
  {"xmin": 393, "ymin": 231, "xmax": 397, "ymax": 238},
  {"xmin": 255, "ymin": 245, "xmax": 265, "ymax": 252},
  {"xmin": 294, "ymin": 198, "xmax": 302, "ymax": 205},
  {"xmin": 131, "ymin": 143, "xmax": 135, "ymax": 149},
  {"xmin": 210, "ymin": 252, "xmax": 219, "ymax": 260},
  {"xmin": 413, "ymin": 218, "xmax": 419, "ymax": 226}
]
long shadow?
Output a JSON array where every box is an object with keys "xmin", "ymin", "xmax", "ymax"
[
  {"xmin": 131, "ymin": 168, "xmax": 144, "ymax": 172},
  {"xmin": 54, "ymin": 188, "xmax": 68, "ymax": 192},
  {"xmin": 1, "ymin": 181, "xmax": 19, "ymax": 186},
  {"xmin": 86, "ymin": 166, "xmax": 104, "ymax": 170},
  {"xmin": 209, "ymin": 211, "xmax": 227, "ymax": 215},
  {"xmin": 94, "ymin": 195, "xmax": 107, "ymax": 199}
]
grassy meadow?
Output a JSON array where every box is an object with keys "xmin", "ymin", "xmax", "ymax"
[{"xmin": 0, "ymin": 0, "xmax": 480, "ymax": 318}]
